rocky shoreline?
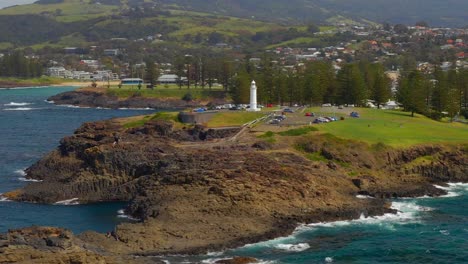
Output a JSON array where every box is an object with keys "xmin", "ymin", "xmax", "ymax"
[
  {"xmin": 1, "ymin": 116, "xmax": 466, "ymax": 263},
  {"xmin": 48, "ymin": 88, "xmax": 207, "ymax": 110},
  {"xmin": 0, "ymin": 81, "xmax": 53, "ymax": 89}
]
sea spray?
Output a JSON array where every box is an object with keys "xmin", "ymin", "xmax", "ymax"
[
  {"xmin": 54, "ymin": 198, "xmax": 80, "ymax": 205},
  {"xmin": 4, "ymin": 102, "xmax": 33, "ymax": 106},
  {"xmin": 117, "ymin": 209, "xmax": 139, "ymax": 221}
]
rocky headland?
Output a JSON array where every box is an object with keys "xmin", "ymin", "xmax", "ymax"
[
  {"xmin": 0, "ymin": 80, "xmax": 53, "ymax": 89},
  {"xmin": 1, "ymin": 116, "xmax": 466, "ymax": 263},
  {"xmin": 48, "ymin": 88, "xmax": 213, "ymax": 109}
]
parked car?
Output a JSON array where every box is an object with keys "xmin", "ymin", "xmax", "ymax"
[
  {"xmin": 322, "ymin": 103, "xmax": 332, "ymax": 107},
  {"xmin": 269, "ymin": 119, "xmax": 281, "ymax": 124},
  {"xmin": 305, "ymin": 112, "xmax": 315, "ymax": 117},
  {"xmin": 283, "ymin": 108, "xmax": 294, "ymax": 113},
  {"xmin": 193, "ymin": 107, "xmax": 206, "ymax": 112},
  {"xmin": 313, "ymin": 117, "xmax": 329, "ymax": 123},
  {"xmin": 350, "ymin": 112, "xmax": 360, "ymax": 118},
  {"xmin": 274, "ymin": 115, "xmax": 286, "ymax": 121}
]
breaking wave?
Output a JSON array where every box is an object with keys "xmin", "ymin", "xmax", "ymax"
[
  {"xmin": 275, "ymin": 243, "xmax": 310, "ymax": 252},
  {"xmin": 54, "ymin": 198, "xmax": 80, "ymax": 205},
  {"xmin": 0, "ymin": 194, "xmax": 11, "ymax": 202},
  {"xmin": 4, "ymin": 102, "xmax": 33, "ymax": 106},
  {"xmin": 14, "ymin": 169, "xmax": 26, "ymax": 176},
  {"xmin": 4, "ymin": 107, "xmax": 39, "ymax": 111},
  {"xmin": 434, "ymin": 182, "xmax": 468, "ymax": 197},
  {"xmin": 117, "ymin": 209, "xmax": 139, "ymax": 221}
]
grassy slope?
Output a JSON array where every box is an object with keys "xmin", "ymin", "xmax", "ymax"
[
  {"xmin": 305, "ymin": 107, "xmax": 468, "ymax": 147},
  {"xmin": 0, "ymin": 1, "xmax": 309, "ymax": 49},
  {"xmin": 207, "ymin": 112, "xmax": 265, "ymax": 127},
  {"xmin": 119, "ymin": 111, "xmax": 265, "ymax": 129},
  {"xmin": 0, "ymin": 0, "xmax": 116, "ymax": 21},
  {"xmin": 106, "ymin": 86, "xmax": 226, "ymax": 100}
]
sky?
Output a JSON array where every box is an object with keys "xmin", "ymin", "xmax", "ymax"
[{"xmin": 0, "ymin": 0, "xmax": 35, "ymax": 9}]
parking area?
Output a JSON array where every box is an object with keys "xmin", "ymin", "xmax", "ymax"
[{"xmin": 256, "ymin": 106, "xmax": 360, "ymax": 132}]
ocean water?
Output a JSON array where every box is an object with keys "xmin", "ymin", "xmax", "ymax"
[
  {"xmin": 160, "ymin": 186, "xmax": 468, "ymax": 263},
  {"xmin": 0, "ymin": 86, "xmax": 154, "ymax": 233},
  {"xmin": 1, "ymin": 87, "xmax": 467, "ymax": 263}
]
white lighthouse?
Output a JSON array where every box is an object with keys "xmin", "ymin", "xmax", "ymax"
[{"xmin": 248, "ymin": 80, "xmax": 260, "ymax": 111}]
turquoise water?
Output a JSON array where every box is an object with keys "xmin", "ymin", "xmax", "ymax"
[
  {"xmin": 161, "ymin": 185, "xmax": 468, "ymax": 263},
  {"xmin": 0, "ymin": 86, "xmax": 153, "ymax": 233},
  {"xmin": 1, "ymin": 87, "xmax": 467, "ymax": 263}
]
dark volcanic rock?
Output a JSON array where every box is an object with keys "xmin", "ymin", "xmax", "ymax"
[
  {"xmin": 48, "ymin": 90, "xmax": 204, "ymax": 109},
  {"xmin": 3, "ymin": 117, "xmax": 467, "ymax": 259}
]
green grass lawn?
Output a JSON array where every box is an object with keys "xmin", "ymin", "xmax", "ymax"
[
  {"xmin": 121, "ymin": 112, "xmax": 180, "ymax": 129},
  {"xmin": 207, "ymin": 112, "xmax": 266, "ymax": 127},
  {"xmin": 0, "ymin": 0, "xmax": 115, "ymax": 20},
  {"xmin": 304, "ymin": 107, "xmax": 468, "ymax": 147},
  {"xmin": 106, "ymin": 86, "xmax": 226, "ymax": 100},
  {"xmin": 266, "ymin": 37, "xmax": 323, "ymax": 49}
]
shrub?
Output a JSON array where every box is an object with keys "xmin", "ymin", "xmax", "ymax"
[{"xmin": 182, "ymin": 93, "xmax": 193, "ymax": 102}]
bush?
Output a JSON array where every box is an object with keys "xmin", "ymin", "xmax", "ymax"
[
  {"xmin": 278, "ymin": 126, "xmax": 318, "ymax": 136},
  {"xmin": 182, "ymin": 93, "xmax": 193, "ymax": 102},
  {"xmin": 461, "ymin": 109, "xmax": 468, "ymax": 119},
  {"xmin": 429, "ymin": 111, "xmax": 443, "ymax": 120}
]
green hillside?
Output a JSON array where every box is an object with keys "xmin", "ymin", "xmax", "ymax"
[{"xmin": 0, "ymin": 0, "xmax": 291, "ymax": 49}]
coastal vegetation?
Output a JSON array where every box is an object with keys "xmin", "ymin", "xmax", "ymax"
[
  {"xmin": 105, "ymin": 85, "xmax": 226, "ymax": 101},
  {"xmin": 206, "ymin": 111, "xmax": 265, "ymax": 127}
]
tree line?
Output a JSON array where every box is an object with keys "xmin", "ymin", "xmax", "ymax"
[
  {"xmin": 398, "ymin": 66, "xmax": 468, "ymax": 119},
  {"xmin": 166, "ymin": 54, "xmax": 467, "ymax": 120},
  {"xmin": 0, "ymin": 52, "xmax": 43, "ymax": 78},
  {"xmin": 230, "ymin": 58, "xmax": 392, "ymax": 109}
]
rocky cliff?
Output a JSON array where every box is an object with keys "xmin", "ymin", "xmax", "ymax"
[{"xmin": 2, "ymin": 117, "xmax": 467, "ymax": 262}]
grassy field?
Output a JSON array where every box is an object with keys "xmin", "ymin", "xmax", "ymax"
[
  {"xmin": 119, "ymin": 111, "xmax": 265, "ymax": 129},
  {"xmin": 303, "ymin": 107, "xmax": 468, "ymax": 147},
  {"xmin": 207, "ymin": 112, "xmax": 266, "ymax": 127},
  {"xmin": 106, "ymin": 86, "xmax": 226, "ymax": 100},
  {"xmin": 266, "ymin": 37, "xmax": 323, "ymax": 49},
  {"xmin": 121, "ymin": 112, "xmax": 180, "ymax": 129},
  {"xmin": 0, "ymin": 0, "xmax": 115, "ymax": 22},
  {"xmin": 165, "ymin": 10, "xmax": 281, "ymax": 39}
]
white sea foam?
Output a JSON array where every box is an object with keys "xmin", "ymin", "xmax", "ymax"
[
  {"xmin": 201, "ymin": 258, "xmax": 274, "ymax": 264},
  {"xmin": 0, "ymin": 194, "xmax": 11, "ymax": 202},
  {"xmin": 206, "ymin": 251, "xmax": 224, "ymax": 256},
  {"xmin": 356, "ymin": 194, "xmax": 374, "ymax": 199},
  {"xmin": 294, "ymin": 201, "xmax": 431, "ymax": 235},
  {"xmin": 434, "ymin": 182, "xmax": 468, "ymax": 197},
  {"xmin": 230, "ymin": 197, "xmax": 448, "ymax": 260},
  {"xmin": 118, "ymin": 107, "xmax": 153, "ymax": 110},
  {"xmin": 117, "ymin": 209, "xmax": 139, "ymax": 221},
  {"xmin": 57, "ymin": 104, "xmax": 90, "ymax": 109},
  {"xmin": 439, "ymin": 230, "xmax": 450, "ymax": 236},
  {"xmin": 4, "ymin": 107, "xmax": 38, "ymax": 111},
  {"xmin": 4, "ymin": 102, "xmax": 33, "ymax": 106},
  {"xmin": 275, "ymin": 243, "xmax": 310, "ymax": 252},
  {"xmin": 45, "ymin": 100, "xmax": 54, "ymax": 104},
  {"xmin": 18, "ymin": 177, "xmax": 43, "ymax": 182},
  {"xmin": 54, "ymin": 198, "xmax": 80, "ymax": 205},
  {"xmin": 14, "ymin": 169, "xmax": 26, "ymax": 176}
]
